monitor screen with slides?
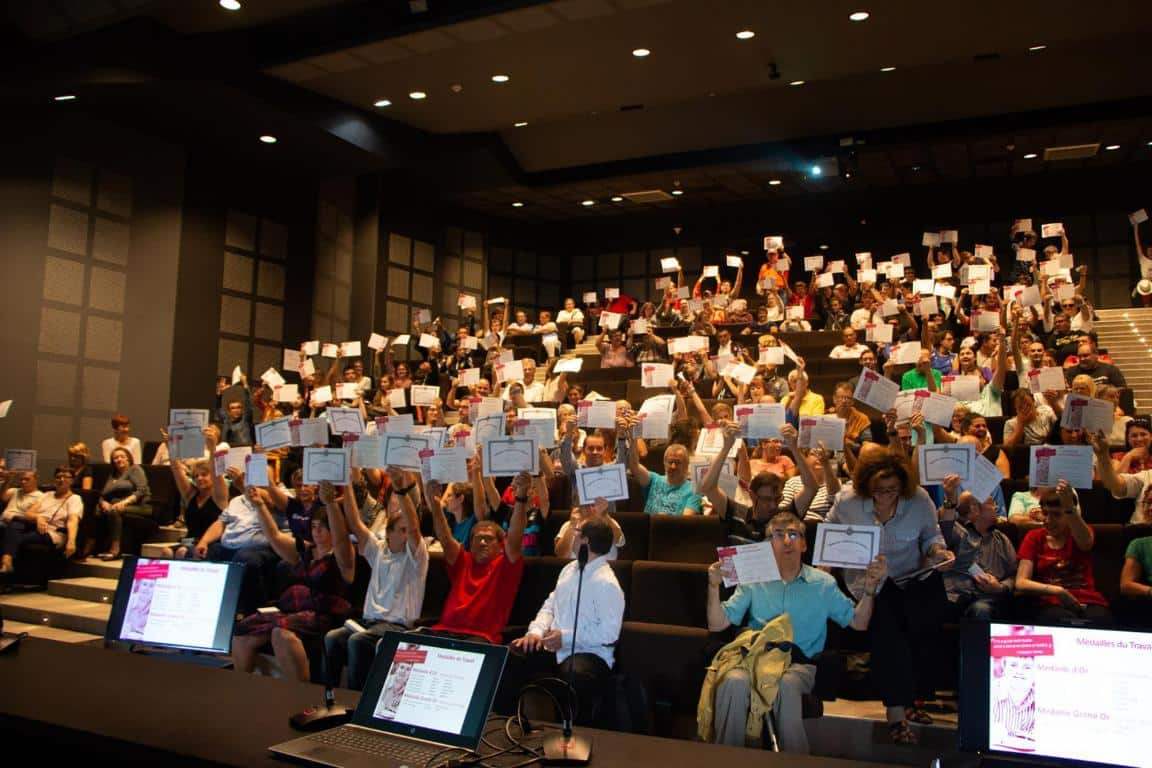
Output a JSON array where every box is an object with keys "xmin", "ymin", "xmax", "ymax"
[
  {"xmin": 105, "ymin": 556, "xmax": 244, "ymax": 654},
  {"xmin": 960, "ymin": 621, "xmax": 1152, "ymax": 768}
]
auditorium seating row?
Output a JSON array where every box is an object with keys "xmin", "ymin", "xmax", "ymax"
[{"xmin": 403, "ymin": 521, "xmax": 1152, "ymax": 739}]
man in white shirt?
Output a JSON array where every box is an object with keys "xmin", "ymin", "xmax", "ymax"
[
  {"xmin": 501, "ymin": 358, "xmax": 544, "ymax": 402},
  {"xmin": 324, "ymin": 468, "xmax": 429, "ymax": 690},
  {"xmin": 849, "ymin": 293, "xmax": 878, "ymax": 331},
  {"xmin": 828, "ymin": 327, "xmax": 866, "ymax": 359},
  {"xmin": 1, "ymin": 472, "xmax": 44, "ymax": 525},
  {"xmin": 511, "ymin": 518, "xmax": 625, "ymax": 724}
]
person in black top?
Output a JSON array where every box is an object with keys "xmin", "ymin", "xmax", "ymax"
[
  {"xmin": 265, "ymin": 468, "xmax": 321, "ymax": 546},
  {"xmin": 216, "ymin": 375, "xmax": 255, "ymax": 447},
  {"xmin": 1063, "ymin": 339, "xmax": 1125, "ymax": 389},
  {"xmin": 169, "ymin": 429, "xmax": 229, "ymax": 560},
  {"xmin": 66, "ymin": 441, "xmax": 94, "ymax": 492},
  {"xmin": 1043, "ymin": 313, "xmax": 1088, "ymax": 366}
]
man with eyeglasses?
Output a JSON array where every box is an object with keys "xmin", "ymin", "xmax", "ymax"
[
  {"xmin": 705, "ymin": 510, "xmax": 885, "ymax": 752},
  {"xmin": 1, "ymin": 471, "xmax": 44, "ymax": 538},
  {"xmin": 1063, "ymin": 339, "xmax": 1125, "ymax": 389}
]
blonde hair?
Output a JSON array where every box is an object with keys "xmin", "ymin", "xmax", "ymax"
[{"xmin": 1071, "ymin": 374, "xmax": 1097, "ymax": 398}]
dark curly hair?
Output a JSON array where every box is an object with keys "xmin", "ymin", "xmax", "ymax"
[{"xmin": 851, "ymin": 454, "xmax": 916, "ymax": 500}]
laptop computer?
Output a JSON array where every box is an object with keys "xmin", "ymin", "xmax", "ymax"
[{"xmin": 269, "ymin": 631, "xmax": 508, "ymax": 768}]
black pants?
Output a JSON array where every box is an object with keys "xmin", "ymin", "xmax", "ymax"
[
  {"xmin": 1019, "ymin": 600, "xmax": 1113, "ymax": 627},
  {"xmin": 498, "ymin": 651, "xmax": 611, "ymax": 726},
  {"xmin": 206, "ymin": 544, "xmax": 279, "ymax": 616},
  {"xmin": 870, "ymin": 574, "xmax": 948, "ymax": 708}
]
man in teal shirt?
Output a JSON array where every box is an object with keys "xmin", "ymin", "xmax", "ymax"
[{"xmin": 706, "ymin": 510, "xmax": 885, "ymax": 752}]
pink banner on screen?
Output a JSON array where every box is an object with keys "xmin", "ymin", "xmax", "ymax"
[
  {"xmin": 991, "ymin": 635, "xmax": 1055, "ymax": 658},
  {"xmin": 394, "ymin": 649, "xmax": 428, "ymax": 664},
  {"xmin": 134, "ymin": 563, "xmax": 170, "ymax": 580}
]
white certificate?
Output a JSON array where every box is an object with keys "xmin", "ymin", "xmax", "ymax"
[
  {"xmin": 283, "ymin": 348, "xmax": 302, "ymax": 371},
  {"xmin": 335, "ymin": 383, "xmax": 359, "ymax": 401},
  {"xmin": 690, "ymin": 458, "xmax": 738, "ymax": 499},
  {"xmin": 387, "ymin": 388, "xmax": 408, "ymax": 410},
  {"xmin": 261, "ymin": 367, "xmax": 286, "ymax": 388},
  {"xmin": 577, "ymin": 400, "xmax": 616, "ymax": 429},
  {"xmin": 482, "ymin": 436, "xmax": 540, "ymax": 477},
  {"xmin": 477, "ymin": 396, "xmax": 504, "ymax": 418},
  {"xmin": 340, "ymin": 341, "xmax": 362, "ymax": 357},
  {"xmin": 969, "ymin": 310, "xmax": 1000, "ymax": 332},
  {"xmin": 915, "ymin": 296, "xmax": 939, "ymax": 317},
  {"xmin": 301, "ymin": 340, "xmax": 320, "ymax": 356},
  {"xmin": 168, "ymin": 424, "xmax": 206, "ymax": 460},
  {"xmin": 1060, "ymin": 394, "xmax": 1114, "ymax": 434},
  {"xmin": 471, "ymin": 413, "xmax": 507, "ymax": 446},
  {"xmin": 225, "ymin": 446, "xmax": 251, "ymax": 473},
  {"xmin": 816, "ymin": 272, "xmax": 835, "ymax": 288},
  {"xmin": 351, "ymin": 435, "xmax": 385, "ymax": 469},
  {"xmin": 889, "ymin": 342, "xmax": 922, "ymax": 365},
  {"xmin": 1041, "ymin": 222, "xmax": 1064, "ymax": 238},
  {"xmin": 812, "ymin": 523, "xmax": 881, "ymax": 569},
  {"xmin": 1016, "ymin": 247, "xmax": 1036, "ymax": 262},
  {"xmin": 321, "ymin": 343, "xmax": 339, "ymax": 358},
  {"xmin": 574, "ymin": 463, "xmax": 629, "ymax": 503},
  {"xmin": 853, "ymin": 368, "xmax": 898, "ymax": 412},
  {"xmin": 934, "ymin": 283, "xmax": 957, "ymax": 300},
  {"xmin": 894, "ymin": 390, "xmax": 917, "ymax": 424},
  {"xmin": 495, "ymin": 359, "xmax": 525, "ymax": 384},
  {"xmin": 425, "ymin": 447, "xmax": 470, "ymax": 484},
  {"xmin": 291, "ymin": 417, "xmax": 330, "ymax": 447},
  {"xmin": 1027, "ymin": 367, "xmax": 1068, "ymax": 394},
  {"xmin": 299, "ymin": 359, "xmax": 316, "ymax": 379},
  {"xmin": 735, "ymin": 403, "xmax": 785, "ymax": 440},
  {"xmin": 716, "ymin": 541, "xmax": 782, "ymax": 588},
  {"xmin": 922, "ymin": 232, "xmax": 941, "ymax": 247},
  {"xmin": 312, "ymin": 385, "xmax": 333, "ymax": 405},
  {"xmin": 866, "ymin": 323, "xmax": 893, "ymax": 343},
  {"xmin": 457, "ymin": 368, "xmax": 481, "ymax": 387},
  {"xmin": 696, "ymin": 425, "xmax": 741, "ymax": 458},
  {"xmin": 418, "ymin": 333, "xmax": 440, "ymax": 349},
  {"xmin": 759, "ymin": 346, "xmax": 785, "ymax": 366},
  {"xmin": 4, "ymin": 448, "xmax": 37, "ymax": 472},
  {"xmin": 411, "ymin": 384, "xmax": 440, "ymax": 406},
  {"xmin": 702, "ymin": 265, "xmax": 719, "ymax": 278},
  {"xmin": 918, "ymin": 443, "xmax": 976, "ymax": 483},
  {"xmin": 798, "ymin": 415, "xmax": 846, "ymax": 450},
  {"xmin": 961, "ymin": 453, "xmax": 1004, "ymax": 504},
  {"xmin": 380, "ymin": 413, "xmax": 414, "ymax": 434},
  {"xmin": 1030, "ymin": 445, "xmax": 1093, "ymax": 489},
  {"xmin": 302, "ymin": 447, "xmax": 349, "ymax": 485},
  {"xmin": 660, "ymin": 257, "xmax": 681, "ymax": 273},
  {"xmin": 169, "ymin": 409, "xmax": 210, "ymax": 428},
  {"xmin": 942, "ymin": 375, "xmax": 981, "ymax": 402},
  {"xmin": 382, "ymin": 433, "xmax": 436, "ymax": 471},
  {"xmin": 514, "ymin": 417, "xmax": 555, "ymax": 450},
  {"xmin": 932, "ymin": 263, "xmax": 952, "ymax": 280},
  {"xmin": 1010, "ymin": 285, "xmax": 1042, "ymax": 307},
  {"xmin": 727, "ymin": 254, "xmax": 744, "ymax": 268},
  {"xmin": 638, "ymin": 395, "xmax": 674, "ymax": 440},
  {"xmin": 913, "ymin": 390, "xmax": 958, "ymax": 427},
  {"xmin": 367, "ymin": 332, "xmax": 387, "ymax": 351},
  {"xmin": 415, "ymin": 426, "xmax": 449, "ymax": 450},
  {"xmin": 328, "ymin": 407, "xmax": 365, "ymax": 436},
  {"xmin": 913, "ymin": 279, "xmax": 935, "ymax": 295},
  {"xmin": 554, "ymin": 358, "xmax": 583, "ymax": 374},
  {"xmin": 804, "ymin": 255, "xmax": 824, "ymax": 271},
  {"xmin": 631, "ymin": 318, "xmax": 649, "ymax": 335},
  {"xmin": 244, "ymin": 453, "xmax": 269, "ymax": 488},
  {"xmin": 641, "ymin": 363, "xmax": 674, "ymax": 388},
  {"xmin": 728, "ymin": 362, "xmax": 757, "ymax": 385}
]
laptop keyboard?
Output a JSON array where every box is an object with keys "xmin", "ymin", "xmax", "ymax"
[{"xmin": 308, "ymin": 727, "xmax": 443, "ymax": 763}]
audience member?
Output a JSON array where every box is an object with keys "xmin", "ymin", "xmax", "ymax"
[
  {"xmin": 1, "ymin": 466, "xmax": 81, "ymax": 573},
  {"xmin": 101, "ymin": 413, "xmax": 143, "ymax": 464},
  {"xmin": 91, "ymin": 447, "xmax": 151, "ymax": 560},
  {"xmin": 938, "ymin": 475, "xmax": 1016, "ymax": 620}
]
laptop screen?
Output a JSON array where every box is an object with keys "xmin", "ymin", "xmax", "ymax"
[{"xmin": 354, "ymin": 632, "xmax": 508, "ymax": 750}]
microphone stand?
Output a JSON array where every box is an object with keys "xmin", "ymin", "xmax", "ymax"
[{"xmin": 542, "ymin": 546, "xmax": 592, "ymax": 765}]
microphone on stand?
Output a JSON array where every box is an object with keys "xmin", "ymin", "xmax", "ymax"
[{"xmin": 542, "ymin": 543, "xmax": 592, "ymax": 765}]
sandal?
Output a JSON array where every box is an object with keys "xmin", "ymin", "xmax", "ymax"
[
  {"xmin": 905, "ymin": 706, "xmax": 934, "ymax": 725},
  {"xmin": 889, "ymin": 720, "xmax": 918, "ymax": 745}
]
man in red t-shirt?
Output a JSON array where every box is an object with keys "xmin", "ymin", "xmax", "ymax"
[
  {"xmin": 427, "ymin": 472, "xmax": 528, "ymax": 642},
  {"xmin": 606, "ymin": 294, "xmax": 638, "ymax": 316}
]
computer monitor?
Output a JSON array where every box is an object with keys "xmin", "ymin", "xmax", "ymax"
[
  {"xmin": 959, "ymin": 621, "xmax": 1151, "ymax": 768},
  {"xmin": 105, "ymin": 556, "xmax": 244, "ymax": 654}
]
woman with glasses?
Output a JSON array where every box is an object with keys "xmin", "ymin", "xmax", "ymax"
[
  {"xmin": 1013, "ymin": 480, "xmax": 1110, "ymax": 625},
  {"xmin": 701, "ymin": 422, "xmax": 785, "ymax": 543},
  {"xmin": 828, "ymin": 381, "xmax": 872, "ymax": 450},
  {"xmin": 826, "ymin": 453, "xmax": 954, "ymax": 745},
  {"xmin": 1, "ymin": 467, "xmax": 82, "ymax": 572},
  {"xmin": 1113, "ymin": 416, "xmax": 1152, "ymax": 473}
]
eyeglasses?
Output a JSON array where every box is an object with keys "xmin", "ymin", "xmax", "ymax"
[
  {"xmin": 873, "ymin": 486, "xmax": 902, "ymax": 496},
  {"xmin": 768, "ymin": 530, "xmax": 804, "ymax": 542}
]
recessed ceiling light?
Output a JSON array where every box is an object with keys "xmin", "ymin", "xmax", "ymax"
[
  {"xmin": 768, "ymin": 179, "xmax": 782, "ymax": 186},
  {"xmin": 849, "ymin": 11, "xmax": 870, "ymax": 21},
  {"xmin": 880, "ymin": 66, "xmax": 896, "ymax": 72},
  {"xmin": 741, "ymin": 250, "xmax": 749, "ymax": 255},
  {"xmin": 1029, "ymin": 44, "xmax": 1046, "ymax": 52},
  {"xmin": 671, "ymin": 189, "xmax": 684, "ymax": 196},
  {"xmin": 736, "ymin": 30, "xmax": 755, "ymax": 40},
  {"xmin": 491, "ymin": 74, "xmax": 510, "ymax": 83},
  {"xmin": 632, "ymin": 48, "xmax": 650, "ymax": 57},
  {"xmin": 1106, "ymin": 144, "xmax": 1121, "ymax": 151},
  {"xmin": 409, "ymin": 91, "xmax": 427, "ymax": 100},
  {"xmin": 219, "ymin": 0, "xmax": 241, "ymax": 9},
  {"xmin": 1023, "ymin": 153, "xmax": 1038, "ymax": 159},
  {"xmin": 259, "ymin": 135, "xmax": 277, "ymax": 144},
  {"xmin": 512, "ymin": 202, "xmax": 524, "ymax": 208},
  {"xmin": 581, "ymin": 199, "xmax": 596, "ymax": 207},
  {"xmin": 514, "ymin": 121, "xmax": 528, "ymax": 128},
  {"xmin": 810, "ymin": 164, "xmax": 823, "ymax": 176},
  {"xmin": 611, "ymin": 196, "xmax": 624, "ymax": 202},
  {"xmin": 819, "ymin": 244, "xmax": 829, "ymax": 250},
  {"xmin": 54, "ymin": 94, "xmax": 76, "ymax": 101},
  {"xmin": 789, "ymin": 80, "xmax": 805, "ymax": 86},
  {"xmin": 1147, "ymin": 141, "xmax": 1152, "ymax": 146},
  {"xmin": 373, "ymin": 99, "xmax": 392, "ymax": 108}
]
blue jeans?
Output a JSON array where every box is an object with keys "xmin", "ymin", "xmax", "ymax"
[{"xmin": 323, "ymin": 620, "xmax": 408, "ymax": 690}]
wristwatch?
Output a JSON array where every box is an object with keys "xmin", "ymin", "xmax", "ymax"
[
  {"xmin": 514, "ymin": 495, "xmax": 529, "ymax": 504},
  {"xmin": 395, "ymin": 484, "xmax": 415, "ymax": 496}
]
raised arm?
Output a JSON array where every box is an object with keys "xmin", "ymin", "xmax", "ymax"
[
  {"xmin": 249, "ymin": 486, "xmax": 298, "ymax": 564},
  {"xmin": 990, "ymin": 330, "xmax": 1008, "ymax": 391},
  {"xmin": 320, "ymin": 482, "xmax": 356, "ymax": 584},
  {"xmin": 504, "ymin": 472, "xmax": 529, "ymax": 563},
  {"xmin": 342, "ymin": 467, "xmax": 374, "ymax": 553},
  {"xmin": 1090, "ymin": 430, "xmax": 1128, "ymax": 498},
  {"xmin": 426, "ymin": 478, "xmax": 462, "ymax": 564},
  {"xmin": 625, "ymin": 418, "xmax": 651, "ymax": 488},
  {"xmin": 700, "ymin": 422, "xmax": 740, "ymax": 517},
  {"xmin": 730, "ymin": 260, "xmax": 744, "ymax": 300}
]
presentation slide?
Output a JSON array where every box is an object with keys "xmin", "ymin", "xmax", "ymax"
[
  {"xmin": 989, "ymin": 624, "xmax": 1152, "ymax": 767},
  {"xmin": 119, "ymin": 559, "xmax": 229, "ymax": 650},
  {"xmin": 373, "ymin": 642, "xmax": 484, "ymax": 735}
]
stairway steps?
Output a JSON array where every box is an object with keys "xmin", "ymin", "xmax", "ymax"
[
  {"xmin": 0, "ymin": 592, "xmax": 111, "ymax": 635},
  {"xmin": 48, "ymin": 577, "xmax": 118, "ymax": 604},
  {"xmin": 153, "ymin": 525, "xmax": 185, "ymax": 544},
  {"xmin": 63, "ymin": 557, "xmax": 124, "ymax": 580},
  {"xmin": 2, "ymin": 618, "xmax": 105, "ymax": 645}
]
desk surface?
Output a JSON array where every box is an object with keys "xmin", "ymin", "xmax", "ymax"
[{"xmin": 0, "ymin": 638, "xmax": 896, "ymax": 768}]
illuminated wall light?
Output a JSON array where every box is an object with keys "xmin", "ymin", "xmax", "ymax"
[
  {"xmin": 1105, "ymin": 144, "xmax": 1120, "ymax": 151},
  {"xmin": 671, "ymin": 189, "xmax": 684, "ymax": 196},
  {"xmin": 219, "ymin": 0, "xmax": 242, "ymax": 9},
  {"xmin": 373, "ymin": 99, "xmax": 392, "ymax": 108},
  {"xmin": 409, "ymin": 91, "xmax": 427, "ymax": 100},
  {"xmin": 514, "ymin": 121, "xmax": 528, "ymax": 128},
  {"xmin": 768, "ymin": 179, "xmax": 782, "ymax": 186},
  {"xmin": 54, "ymin": 94, "xmax": 76, "ymax": 101},
  {"xmin": 491, "ymin": 74, "xmax": 510, "ymax": 83},
  {"xmin": 849, "ymin": 11, "xmax": 870, "ymax": 21},
  {"xmin": 880, "ymin": 66, "xmax": 896, "ymax": 72},
  {"xmin": 581, "ymin": 199, "xmax": 596, "ymax": 207},
  {"xmin": 611, "ymin": 196, "xmax": 624, "ymax": 202},
  {"xmin": 632, "ymin": 48, "xmax": 650, "ymax": 57},
  {"xmin": 810, "ymin": 165, "xmax": 822, "ymax": 176},
  {"xmin": 736, "ymin": 30, "xmax": 755, "ymax": 40},
  {"xmin": 1029, "ymin": 44, "xmax": 1047, "ymax": 51},
  {"xmin": 259, "ymin": 135, "xmax": 277, "ymax": 144},
  {"xmin": 789, "ymin": 80, "xmax": 805, "ymax": 86},
  {"xmin": 1023, "ymin": 153, "xmax": 1038, "ymax": 159},
  {"xmin": 512, "ymin": 202, "xmax": 524, "ymax": 208}
]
